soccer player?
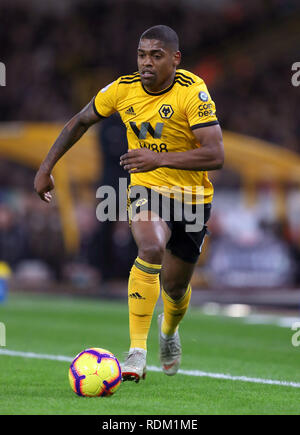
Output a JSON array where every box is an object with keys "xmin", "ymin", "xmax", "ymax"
[{"xmin": 34, "ymin": 25, "xmax": 224, "ymax": 382}]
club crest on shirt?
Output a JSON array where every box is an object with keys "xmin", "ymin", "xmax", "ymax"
[{"xmin": 159, "ymin": 104, "xmax": 174, "ymax": 119}]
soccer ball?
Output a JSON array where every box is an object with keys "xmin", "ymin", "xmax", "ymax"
[{"xmin": 69, "ymin": 347, "xmax": 122, "ymax": 397}]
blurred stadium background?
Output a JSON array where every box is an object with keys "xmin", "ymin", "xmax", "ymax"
[{"xmin": 0, "ymin": 0, "xmax": 300, "ymax": 310}]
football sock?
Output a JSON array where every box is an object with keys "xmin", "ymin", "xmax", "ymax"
[
  {"xmin": 128, "ymin": 257, "xmax": 161, "ymax": 350},
  {"xmin": 161, "ymin": 284, "xmax": 192, "ymax": 336}
]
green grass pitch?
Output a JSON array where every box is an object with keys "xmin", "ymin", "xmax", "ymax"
[{"xmin": 0, "ymin": 292, "xmax": 300, "ymax": 415}]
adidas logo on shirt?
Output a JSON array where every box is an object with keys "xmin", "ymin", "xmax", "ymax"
[{"xmin": 125, "ymin": 106, "xmax": 136, "ymax": 115}]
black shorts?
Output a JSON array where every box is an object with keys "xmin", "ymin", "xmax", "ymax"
[{"xmin": 127, "ymin": 185, "xmax": 211, "ymax": 264}]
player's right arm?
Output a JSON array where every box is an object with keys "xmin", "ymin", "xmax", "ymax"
[{"xmin": 34, "ymin": 99, "xmax": 102, "ymax": 202}]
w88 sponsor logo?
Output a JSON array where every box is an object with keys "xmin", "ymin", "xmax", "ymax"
[
  {"xmin": 198, "ymin": 103, "xmax": 214, "ymax": 117},
  {"xmin": 139, "ymin": 141, "xmax": 168, "ymax": 152}
]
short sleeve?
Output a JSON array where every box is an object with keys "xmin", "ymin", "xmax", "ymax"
[
  {"xmin": 93, "ymin": 80, "xmax": 119, "ymax": 118},
  {"xmin": 185, "ymin": 82, "xmax": 219, "ymax": 130}
]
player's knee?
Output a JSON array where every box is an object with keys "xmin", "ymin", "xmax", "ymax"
[
  {"xmin": 163, "ymin": 280, "xmax": 189, "ymax": 301},
  {"xmin": 139, "ymin": 243, "xmax": 165, "ymax": 264}
]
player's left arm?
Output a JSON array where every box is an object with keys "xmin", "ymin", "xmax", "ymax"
[
  {"xmin": 120, "ymin": 123, "xmax": 224, "ymax": 173},
  {"xmin": 160, "ymin": 123, "xmax": 224, "ymax": 171}
]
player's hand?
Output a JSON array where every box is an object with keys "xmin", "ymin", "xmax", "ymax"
[
  {"xmin": 34, "ymin": 170, "xmax": 55, "ymax": 203},
  {"xmin": 120, "ymin": 148, "xmax": 161, "ymax": 173}
]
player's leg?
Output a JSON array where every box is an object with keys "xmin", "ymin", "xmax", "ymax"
[
  {"xmin": 158, "ymin": 251, "xmax": 195, "ymax": 375},
  {"xmin": 161, "ymin": 249, "xmax": 195, "ymax": 331},
  {"xmin": 129, "ymin": 210, "xmax": 171, "ymax": 353},
  {"xmin": 122, "ymin": 210, "xmax": 171, "ymax": 382},
  {"xmin": 158, "ymin": 203, "xmax": 211, "ymax": 375}
]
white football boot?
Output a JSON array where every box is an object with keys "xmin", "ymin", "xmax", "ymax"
[
  {"xmin": 122, "ymin": 348, "xmax": 147, "ymax": 383},
  {"xmin": 158, "ymin": 313, "xmax": 182, "ymax": 376}
]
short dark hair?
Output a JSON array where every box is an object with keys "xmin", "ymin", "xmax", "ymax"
[{"xmin": 140, "ymin": 25, "xmax": 179, "ymax": 51}]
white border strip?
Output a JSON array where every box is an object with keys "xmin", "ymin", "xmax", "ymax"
[{"xmin": 1, "ymin": 348, "xmax": 300, "ymax": 389}]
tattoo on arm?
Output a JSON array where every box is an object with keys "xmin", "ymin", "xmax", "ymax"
[{"xmin": 40, "ymin": 100, "xmax": 100, "ymax": 173}]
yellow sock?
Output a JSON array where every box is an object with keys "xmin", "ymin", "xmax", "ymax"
[
  {"xmin": 128, "ymin": 257, "xmax": 161, "ymax": 350},
  {"xmin": 161, "ymin": 284, "xmax": 192, "ymax": 336}
]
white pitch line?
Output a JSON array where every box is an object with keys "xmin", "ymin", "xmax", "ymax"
[
  {"xmin": 1, "ymin": 348, "xmax": 300, "ymax": 389},
  {"xmin": 0, "ymin": 349, "xmax": 73, "ymax": 362}
]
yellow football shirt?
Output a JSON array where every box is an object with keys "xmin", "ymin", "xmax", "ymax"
[{"xmin": 94, "ymin": 69, "xmax": 219, "ymax": 204}]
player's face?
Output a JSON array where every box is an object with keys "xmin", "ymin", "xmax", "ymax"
[{"xmin": 137, "ymin": 39, "xmax": 181, "ymax": 92}]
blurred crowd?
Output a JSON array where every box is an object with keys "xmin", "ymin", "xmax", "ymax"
[
  {"xmin": 0, "ymin": 160, "xmax": 64, "ymax": 280},
  {"xmin": 0, "ymin": 156, "xmax": 137, "ymax": 287},
  {"xmin": 0, "ymin": 0, "xmax": 300, "ymax": 289},
  {"xmin": 1, "ymin": 0, "xmax": 299, "ymax": 151},
  {"xmin": 213, "ymin": 53, "xmax": 300, "ymax": 153}
]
